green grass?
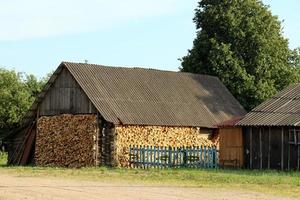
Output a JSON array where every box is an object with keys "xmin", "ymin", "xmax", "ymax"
[
  {"xmin": 0, "ymin": 153, "xmax": 299, "ymax": 198},
  {"xmin": 0, "ymin": 151, "xmax": 7, "ymax": 166}
]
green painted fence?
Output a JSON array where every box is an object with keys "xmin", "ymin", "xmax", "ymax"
[{"xmin": 129, "ymin": 145, "xmax": 218, "ymax": 169}]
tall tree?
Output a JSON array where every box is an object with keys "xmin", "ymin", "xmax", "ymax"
[
  {"xmin": 181, "ymin": 0, "xmax": 299, "ymax": 111},
  {"xmin": 0, "ymin": 68, "xmax": 49, "ymax": 134}
]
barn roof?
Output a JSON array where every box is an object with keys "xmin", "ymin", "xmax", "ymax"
[
  {"xmin": 23, "ymin": 62, "xmax": 246, "ymax": 128},
  {"xmin": 237, "ymin": 84, "xmax": 300, "ymax": 127}
]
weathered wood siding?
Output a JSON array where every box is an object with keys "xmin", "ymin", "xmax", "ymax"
[
  {"xmin": 244, "ymin": 127, "xmax": 300, "ymax": 170},
  {"xmin": 39, "ymin": 67, "xmax": 97, "ymax": 116},
  {"xmin": 219, "ymin": 127, "xmax": 243, "ymax": 168}
]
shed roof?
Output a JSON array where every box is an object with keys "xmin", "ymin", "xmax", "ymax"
[
  {"xmin": 237, "ymin": 84, "xmax": 300, "ymax": 127},
  {"xmin": 23, "ymin": 62, "xmax": 246, "ymax": 128}
]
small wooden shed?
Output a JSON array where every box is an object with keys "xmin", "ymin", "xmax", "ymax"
[{"xmin": 237, "ymin": 84, "xmax": 300, "ymax": 170}]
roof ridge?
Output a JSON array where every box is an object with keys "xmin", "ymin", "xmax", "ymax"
[{"xmin": 62, "ymin": 61, "xmax": 219, "ymax": 79}]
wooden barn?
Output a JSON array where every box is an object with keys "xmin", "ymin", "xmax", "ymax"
[
  {"xmin": 237, "ymin": 84, "xmax": 300, "ymax": 170},
  {"xmin": 7, "ymin": 62, "xmax": 245, "ymax": 167}
]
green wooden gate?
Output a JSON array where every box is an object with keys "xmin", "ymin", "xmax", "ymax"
[{"xmin": 129, "ymin": 145, "xmax": 218, "ymax": 169}]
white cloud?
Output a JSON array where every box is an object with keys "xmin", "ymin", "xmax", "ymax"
[{"xmin": 0, "ymin": 0, "xmax": 184, "ymax": 41}]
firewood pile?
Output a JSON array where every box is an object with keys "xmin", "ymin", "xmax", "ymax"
[
  {"xmin": 115, "ymin": 125, "xmax": 219, "ymax": 167},
  {"xmin": 35, "ymin": 114, "xmax": 97, "ymax": 167}
]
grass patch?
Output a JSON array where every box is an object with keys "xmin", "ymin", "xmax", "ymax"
[
  {"xmin": 0, "ymin": 151, "xmax": 7, "ymax": 166},
  {"xmin": 0, "ymin": 154, "xmax": 299, "ymax": 198}
]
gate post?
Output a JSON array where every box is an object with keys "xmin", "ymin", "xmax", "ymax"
[
  {"xmin": 183, "ymin": 149, "xmax": 188, "ymax": 167},
  {"xmin": 168, "ymin": 146, "xmax": 172, "ymax": 168}
]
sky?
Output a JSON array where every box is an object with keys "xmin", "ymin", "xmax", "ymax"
[{"xmin": 0, "ymin": 0, "xmax": 299, "ymax": 78}]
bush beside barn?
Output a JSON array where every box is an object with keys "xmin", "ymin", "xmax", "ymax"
[{"xmin": 6, "ymin": 62, "xmax": 245, "ymax": 167}]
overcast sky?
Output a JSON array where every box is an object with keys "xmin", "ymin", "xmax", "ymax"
[{"xmin": 0, "ymin": 0, "xmax": 299, "ymax": 77}]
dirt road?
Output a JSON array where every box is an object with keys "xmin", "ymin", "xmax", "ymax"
[{"xmin": 0, "ymin": 174, "xmax": 295, "ymax": 200}]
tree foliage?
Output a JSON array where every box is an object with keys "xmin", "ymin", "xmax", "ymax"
[
  {"xmin": 0, "ymin": 68, "xmax": 48, "ymax": 131},
  {"xmin": 181, "ymin": 0, "xmax": 300, "ymax": 111}
]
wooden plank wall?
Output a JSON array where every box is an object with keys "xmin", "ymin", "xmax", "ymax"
[
  {"xmin": 39, "ymin": 67, "xmax": 97, "ymax": 116},
  {"xmin": 244, "ymin": 127, "xmax": 300, "ymax": 170},
  {"xmin": 219, "ymin": 127, "xmax": 243, "ymax": 168}
]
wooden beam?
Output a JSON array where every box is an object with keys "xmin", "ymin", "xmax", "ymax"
[
  {"xmin": 281, "ymin": 127, "xmax": 284, "ymax": 170},
  {"xmin": 268, "ymin": 127, "xmax": 271, "ymax": 169},
  {"xmin": 259, "ymin": 128, "xmax": 262, "ymax": 170},
  {"xmin": 20, "ymin": 126, "xmax": 36, "ymax": 165},
  {"xmin": 250, "ymin": 127, "xmax": 253, "ymax": 169}
]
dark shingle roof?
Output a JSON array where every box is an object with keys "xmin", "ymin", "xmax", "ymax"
[
  {"xmin": 237, "ymin": 84, "xmax": 300, "ymax": 127},
  {"xmin": 22, "ymin": 62, "xmax": 246, "ymax": 128}
]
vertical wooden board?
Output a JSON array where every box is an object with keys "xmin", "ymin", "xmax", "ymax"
[
  {"xmin": 55, "ymin": 88, "xmax": 61, "ymax": 114},
  {"xmin": 65, "ymin": 88, "xmax": 71, "ymax": 110},
  {"xmin": 243, "ymin": 128, "xmax": 250, "ymax": 169},
  {"xmin": 281, "ymin": 127, "xmax": 284, "ymax": 170},
  {"xmin": 45, "ymin": 91, "xmax": 51, "ymax": 113},
  {"xmin": 270, "ymin": 128, "xmax": 282, "ymax": 169},
  {"xmin": 252, "ymin": 127, "xmax": 260, "ymax": 169},
  {"xmin": 65, "ymin": 68, "xmax": 72, "ymax": 88},
  {"xmin": 53, "ymin": 72, "xmax": 59, "ymax": 88},
  {"xmin": 76, "ymin": 89, "xmax": 83, "ymax": 113},
  {"xmin": 72, "ymin": 88, "xmax": 78, "ymax": 113},
  {"xmin": 261, "ymin": 127, "xmax": 269, "ymax": 169},
  {"xmin": 268, "ymin": 127, "xmax": 271, "ymax": 169},
  {"xmin": 259, "ymin": 128, "xmax": 262, "ymax": 169},
  {"xmin": 219, "ymin": 129, "xmax": 225, "ymax": 161},
  {"xmin": 49, "ymin": 86, "xmax": 55, "ymax": 112},
  {"xmin": 58, "ymin": 88, "xmax": 64, "ymax": 112},
  {"xmin": 283, "ymin": 127, "xmax": 289, "ymax": 170},
  {"xmin": 69, "ymin": 88, "xmax": 74, "ymax": 113},
  {"xmin": 82, "ymin": 92, "xmax": 91, "ymax": 113},
  {"xmin": 289, "ymin": 143, "xmax": 298, "ymax": 170}
]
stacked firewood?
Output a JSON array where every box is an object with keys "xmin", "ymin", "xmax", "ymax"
[
  {"xmin": 35, "ymin": 114, "xmax": 97, "ymax": 168},
  {"xmin": 115, "ymin": 125, "xmax": 219, "ymax": 167}
]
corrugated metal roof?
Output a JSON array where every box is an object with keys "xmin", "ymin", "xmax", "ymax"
[
  {"xmin": 22, "ymin": 62, "xmax": 246, "ymax": 128},
  {"xmin": 63, "ymin": 62, "xmax": 245, "ymax": 127},
  {"xmin": 237, "ymin": 84, "xmax": 300, "ymax": 127}
]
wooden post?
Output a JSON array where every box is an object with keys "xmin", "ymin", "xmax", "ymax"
[
  {"xmin": 281, "ymin": 127, "xmax": 284, "ymax": 170},
  {"xmin": 297, "ymin": 142, "xmax": 300, "ymax": 170},
  {"xmin": 268, "ymin": 127, "xmax": 271, "ymax": 169},
  {"xmin": 259, "ymin": 128, "xmax": 262, "ymax": 170},
  {"xmin": 250, "ymin": 127, "xmax": 253, "ymax": 169},
  {"xmin": 168, "ymin": 146, "xmax": 172, "ymax": 168},
  {"xmin": 95, "ymin": 112, "xmax": 100, "ymax": 167}
]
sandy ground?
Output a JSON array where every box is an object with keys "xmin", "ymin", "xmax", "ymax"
[{"xmin": 0, "ymin": 174, "xmax": 295, "ymax": 200}]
